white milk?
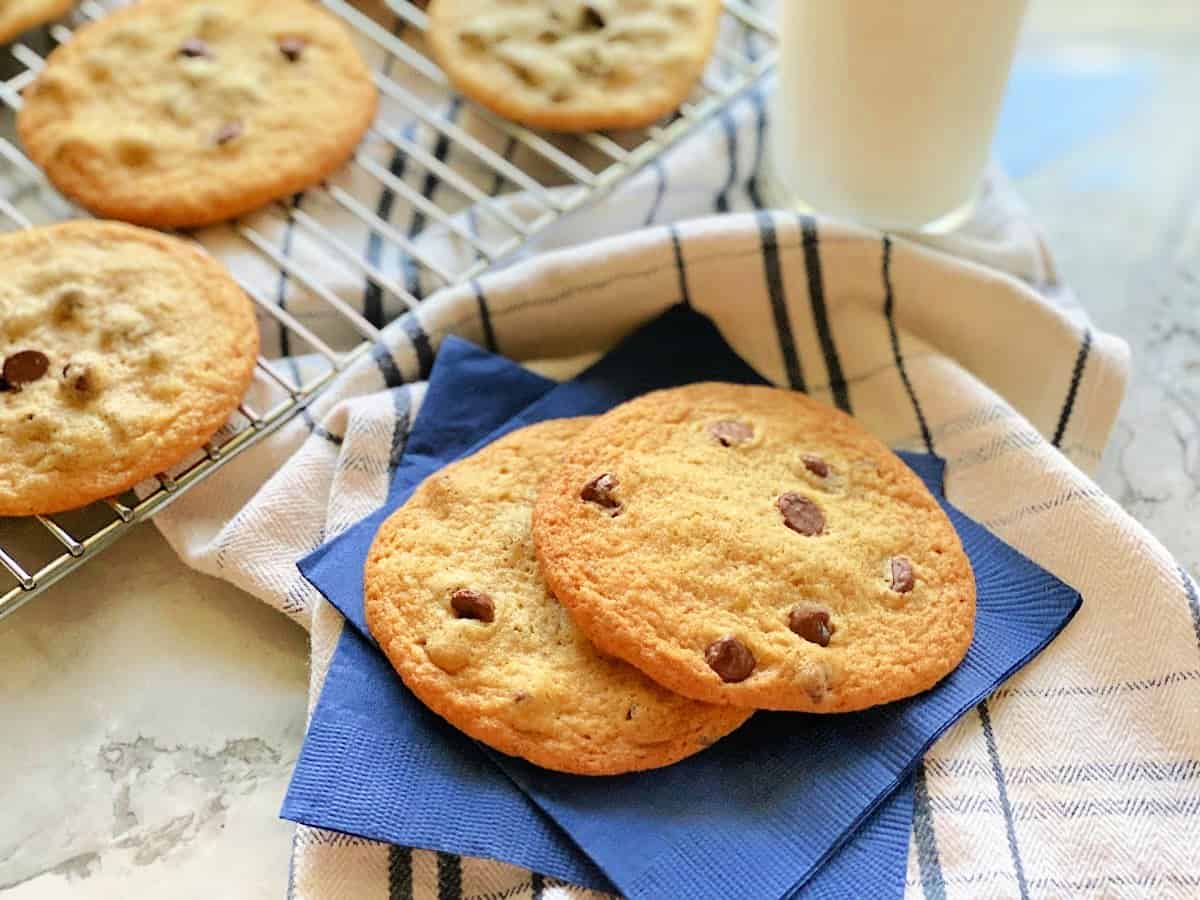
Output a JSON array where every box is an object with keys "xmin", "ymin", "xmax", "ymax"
[{"xmin": 770, "ymin": 0, "xmax": 1028, "ymax": 231}]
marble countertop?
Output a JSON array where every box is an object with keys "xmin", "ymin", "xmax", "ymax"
[
  {"xmin": 0, "ymin": 525, "xmax": 307, "ymax": 898},
  {"xmin": 2, "ymin": 4, "xmax": 1197, "ymax": 898}
]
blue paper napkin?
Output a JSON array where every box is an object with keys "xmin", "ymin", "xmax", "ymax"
[
  {"xmin": 287, "ymin": 306, "xmax": 1081, "ymax": 900},
  {"xmin": 288, "ymin": 327, "xmax": 912, "ymax": 899},
  {"xmin": 287, "ymin": 321, "xmax": 915, "ymax": 899}
]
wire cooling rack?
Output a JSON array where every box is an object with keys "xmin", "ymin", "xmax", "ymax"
[{"xmin": 0, "ymin": 0, "xmax": 776, "ymax": 621}]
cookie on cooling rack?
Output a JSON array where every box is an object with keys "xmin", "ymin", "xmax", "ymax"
[
  {"xmin": 533, "ymin": 383, "xmax": 976, "ymax": 713},
  {"xmin": 0, "ymin": 0, "xmax": 74, "ymax": 45},
  {"xmin": 364, "ymin": 418, "xmax": 750, "ymax": 775},
  {"xmin": 0, "ymin": 221, "xmax": 258, "ymax": 516},
  {"xmin": 16, "ymin": 0, "xmax": 377, "ymax": 228},
  {"xmin": 427, "ymin": 0, "xmax": 722, "ymax": 132}
]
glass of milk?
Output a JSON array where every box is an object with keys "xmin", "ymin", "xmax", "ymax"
[{"xmin": 769, "ymin": 0, "xmax": 1029, "ymax": 233}]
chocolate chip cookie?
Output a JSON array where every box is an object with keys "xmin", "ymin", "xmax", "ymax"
[
  {"xmin": 533, "ymin": 383, "xmax": 976, "ymax": 712},
  {"xmin": 17, "ymin": 0, "xmax": 377, "ymax": 228},
  {"xmin": 0, "ymin": 0, "xmax": 74, "ymax": 44},
  {"xmin": 427, "ymin": 0, "xmax": 722, "ymax": 132},
  {"xmin": 0, "ymin": 221, "xmax": 258, "ymax": 516},
  {"xmin": 364, "ymin": 418, "xmax": 750, "ymax": 775}
]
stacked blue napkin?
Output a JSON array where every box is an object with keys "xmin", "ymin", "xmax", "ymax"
[{"xmin": 286, "ymin": 306, "xmax": 1081, "ymax": 899}]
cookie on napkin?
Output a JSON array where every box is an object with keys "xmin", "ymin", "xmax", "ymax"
[
  {"xmin": 0, "ymin": 221, "xmax": 258, "ymax": 516},
  {"xmin": 0, "ymin": 0, "xmax": 74, "ymax": 44},
  {"xmin": 427, "ymin": 0, "xmax": 722, "ymax": 132},
  {"xmin": 16, "ymin": 0, "xmax": 377, "ymax": 228},
  {"xmin": 533, "ymin": 382, "xmax": 976, "ymax": 712},
  {"xmin": 364, "ymin": 417, "xmax": 751, "ymax": 775}
]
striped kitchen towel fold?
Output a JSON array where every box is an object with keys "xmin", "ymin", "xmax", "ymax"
[{"xmin": 140, "ymin": 24, "xmax": 1200, "ymax": 900}]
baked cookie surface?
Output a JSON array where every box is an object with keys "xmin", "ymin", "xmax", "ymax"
[
  {"xmin": 427, "ymin": 0, "xmax": 722, "ymax": 132},
  {"xmin": 16, "ymin": 0, "xmax": 377, "ymax": 228},
  {"xmin": 364, "ymin": 418, "xmax": 750, "ymax": 775},
  {"xmin": 0, "ymin": 0, "xmax": 73, "ymax": 44},
  {"xmin": 533, "ymin": 383, "xmax": 976, "ymax": 712},
  {"xmin": 0, "ymin": 221, "xmax": 258, "ymax": 516}
]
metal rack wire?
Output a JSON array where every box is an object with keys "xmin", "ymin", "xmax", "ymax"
[{"xmin": 0, "ymin": 0, "xmax": 777, "ymax": 622}]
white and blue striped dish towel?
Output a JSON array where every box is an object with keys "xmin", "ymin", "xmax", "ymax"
[{"xmin": 140, "ymin": 45, "xmax": 1200, "ymax": 900}]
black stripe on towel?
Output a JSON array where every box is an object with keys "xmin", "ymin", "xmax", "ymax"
[
  {"xmin": 1182, "ymin": 565, "xmax": 1200, "ymax": 652},
  {"xmin": 299, "ymin": 407, "xmax": 344, "ymax": 447},
  {"xmin": 756, "ymin": 211, "xmax": 806, "ymax": 391},
  {"xmin": 388, "ymin": 845, "xmax": 413, "ymax": 900},
  {"xmin": 403, "ymin": 98, "xmax": 464, "ymax": 302},
  {"xmin": 389, "ymin": 385, "xmax": 412, "ymax": 470},
  {"xmin": 437, "ymin": 851, "xmax": 462, "ymax": 900},
  {"xmin": 364, "ymin": 123, "xmax": 415, "ymax": 327},
  {"xmin": 715, "ymin": 108, "xmax": 739, "ymax": 213},
  {"xmin": 274, "ymin": 192, "xmax": 305, "ymax": 357},
  {"xmin": 978, "ymin": 702, "xmax": 1031, "ymax": 900},
  {"xmin": 401, "ymin": 314, "xmax": 436, "ymax": 380},
  {"xmin": 472, "ymin": 279, "xmax": 499, "ymax": 353},
  {"xmin": 744, "ymin": 88, "xmax": 767, "ymax": 210},
  {"xmin": 882, "ymin": 236, "xmax": 935, "ymax": 453},
  {"xmin": 372, "ymin": 342, "xmax": 405, "ymax": 389},
  {"xmin": 643, "ymin": 157, "xmax": 668, "ymax": 227},
  {"xmin": 799, "ymin": 215, "xmax": 851, "ymax": 412},
  {"xmin": 362, "ymin": 11, "xmax": 410, "ymax": 327},
  {"xmin": 912, "ymin": 762, "xmax": 947, "ymax": 900},
  {"xmin": 668, "ymin": 224, "xmax": 692, "ymax": 309},
  {"xmin": 410, "ymin": 97, "xmax": 463, "ymax": 237},
  {"xmin": 1052, "ymin": 327, "xmax": 1092, "ymax": 448},
  {"xmin": 489, "ymin": 136, "xmax": 518, "ymax": 196},
  {"xmin": 285, "ymin": 831, "xmax": 298, "ymax": 900}
]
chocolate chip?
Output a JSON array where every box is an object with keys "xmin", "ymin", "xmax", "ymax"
[
  {"xmin": 778, "ymin": 492, "xmax": 825, "ymax": 536},
  {"xmin": 215, "ymin": 120, "xmax": 244, "ymax": 145},
  {"xmin": 514, "ymin": 692, "xmax": 530, "ymax": 703},
  {"xmin": 625, "ymin": 704, "xmax": 636, "ymax": 720},
  {"xmin": 788, "ymin": 605, "xmax": 833, "ymax": 646},
  {"xmin": 2, "ymin": 350, "xmax": 49, "ymax": 391},
  {"xmin": 278, "ymin": 37, "xmax": 307, "ymax": 61},
  {"xmin": 802, "ymin": 454, "xmax": 829, "ymax": 478},
  {"xmin": 705, "ymin": 636, "xmax": 755, "ymax": 683},
  {"xmin": 582, "ymin": 4, "xmax": 606, "ymax": 30},
  {"xmin": 581, "ymin": 473, "xmax": 621, "ymax": 513},
  {"xmin": 179, "ymin": 38, "xmax": 212, "ymax": 59},
  {"xmin": 889, "ymin": 556, "xmax": 915, "ymax": 593},
  {"xmin": 709, "ymin": 420, "xmax": 753, "ymax": 447},
  {"xmin": 450, "ymin": 588, "xmax": 494, "ymax": 623}
]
